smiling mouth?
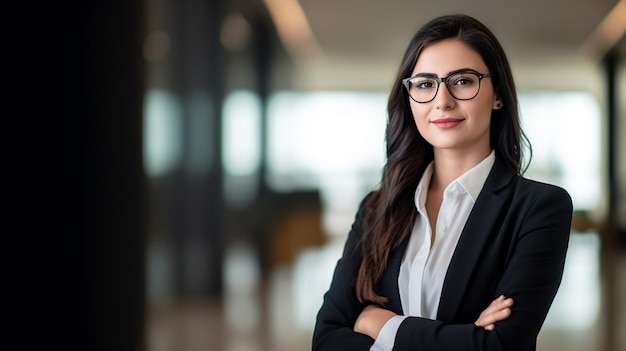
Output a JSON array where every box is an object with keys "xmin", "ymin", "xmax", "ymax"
[{"xmin": 432, "ymin": 118, "xmax": 465, "ymax": 129}]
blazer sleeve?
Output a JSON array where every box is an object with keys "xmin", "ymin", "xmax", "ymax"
[
  {"xmin": 312, "ymin": 195, "xmax": 376, "ymax": 350},
  {"xmin": 392, "ymin": 184, "xmax": 573, "ymax": 351}
]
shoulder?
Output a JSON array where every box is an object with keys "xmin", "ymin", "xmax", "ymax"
[
  {"xmin": 342, "ymin": 191, "xmax": 378, "ymax": 256},
  {"xmin": 513, "ymin": 176, "xmax": 572, "ymax": 208},
  {"xmin": 489, "ymin": 160, "xmax": 572, "ymax": 210},
  {"xmin": 503, "ymin": 176, "xmax": 574, "ymax": 232},
  {"xmin": 354, "ymin": 190, "xmax": 379, "ymax": 220}
]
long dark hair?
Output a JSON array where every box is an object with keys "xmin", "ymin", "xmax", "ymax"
[{"xmin": 355, "ymin": 14, "xmax": 531, "ymax": 305}]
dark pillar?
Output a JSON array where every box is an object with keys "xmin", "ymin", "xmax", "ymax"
[
  {"xmin": 71, "ymin": 0, "xmax": 146, "ymax": 350},
  {"xmin": 600, "ymin": 47, "xmax": 621, "ymax": 351},
  {"xmin": 168, "ymin": 0, "xmax": 226, "ymax": 297},
  {"xmin": 605, "ymin": 50, "xmax": 617, "ymax": 240},
  {"xmin": 254, "ymin": 15, "xmax": 272, "ymax": 194}
]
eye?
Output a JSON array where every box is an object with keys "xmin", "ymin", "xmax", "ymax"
[
  {"xmin": 411, "ymin": 78, "xmax": 437, "ymax": 89},
  {"xmin": 450, "ymin": 73, "xmax": 477, "ymax": 87}
]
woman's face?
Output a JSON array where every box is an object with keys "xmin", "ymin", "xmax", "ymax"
[{"xmin": 408, "ymin": 39, "xmax": 500, "ymax": 156}]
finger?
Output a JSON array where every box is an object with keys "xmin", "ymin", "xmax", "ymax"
[
  {"xmin": 475, "ymin": 296, "xmax": 514, "ymax": 327},
  {"xmin": 488, "ymin": 297, "xmax": 514, "ymax": 313},
  {"xmin": 485, "ymin": 307, "xmax": 511, "ymax": 325},
  {"xmin": 476, "ymin": 307, "xmax": 512, "ymax": 327},
  {"xmin": 494, "ymin": 296, "xmax": 513, "ymax": 307},
  {"xmin": 501, "ymin": 297, "xmax": 514, "ymax": 306},
  {"xmin": 481, "ymin": 296, "xmax": 511, "ymax": 316}
]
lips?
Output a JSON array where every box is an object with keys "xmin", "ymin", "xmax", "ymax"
[{"xmin": 432, "ymin": 118, "xmax": 465, "ymax": 129}]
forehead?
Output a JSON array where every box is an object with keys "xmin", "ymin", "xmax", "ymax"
[{"xmin": 411, "ymin": 39, "xmax": 488, "ymax": 76}]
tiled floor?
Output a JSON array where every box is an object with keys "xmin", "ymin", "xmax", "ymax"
[{"xmin": 147, "ymin": 232, "xmax": 626, "ymax": 351}]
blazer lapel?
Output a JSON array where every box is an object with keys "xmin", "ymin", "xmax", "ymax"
[{"xmin": 436, "ymin": 160, "xmax": 515, "ymax": 321}]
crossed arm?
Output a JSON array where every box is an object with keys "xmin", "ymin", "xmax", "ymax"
[{"xmin": 354, "ymin": 295, "xmax": 514, "ymax": 340}]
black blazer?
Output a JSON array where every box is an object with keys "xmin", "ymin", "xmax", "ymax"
[{"xmin": 313, "ymin": 159, "xmax": 573, "ymax": 351}]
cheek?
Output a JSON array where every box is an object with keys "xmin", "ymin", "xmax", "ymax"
[
  {"xmin": 467, "ymin": 99, "xmax": 495, "ymax": 122},
  {"xmin": 409, "ymin": 102, "xmax": 428, "ymax": 122}
]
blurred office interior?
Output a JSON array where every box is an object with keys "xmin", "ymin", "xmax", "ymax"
[{"xmin": 72, "ymin": 0, "xmax": 626, "ymax": 350}]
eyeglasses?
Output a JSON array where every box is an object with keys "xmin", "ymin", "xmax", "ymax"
[{"xmin": 402, "ymin": 70, "xmax": 494, "ymax": 103}]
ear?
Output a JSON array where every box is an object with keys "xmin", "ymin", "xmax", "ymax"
[{"xmin": 492, "ymin": 93, "xmax": 503, "ymax": 110}]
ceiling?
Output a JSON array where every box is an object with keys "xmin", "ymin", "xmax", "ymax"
[{"xmin": 255, "ymin": 0, "xmax": 625, "ymax": 92}]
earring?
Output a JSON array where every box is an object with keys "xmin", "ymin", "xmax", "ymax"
[{"xmin": 495, "ymin": 102, "xmax": 502, "ymax": 109}]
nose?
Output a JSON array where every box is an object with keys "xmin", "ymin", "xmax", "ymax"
[{"xmin": 434, "ymin": 82, "xmax": 455, "ymax": 109}]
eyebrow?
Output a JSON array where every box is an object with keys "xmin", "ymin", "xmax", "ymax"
[{"xmin": 411, "ymin": 67, "xmax": 481, "ymax": 78}]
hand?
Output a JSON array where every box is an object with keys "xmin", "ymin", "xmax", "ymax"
[
  {"xmin": 475, "ymin": 295, "xmax": 514, "ymax": 331},
  {"xmin": 354, "ymin": 305, "xmax": 397, "ymax": 339}
]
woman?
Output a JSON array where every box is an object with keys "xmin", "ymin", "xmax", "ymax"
[{"xmin": 312, "ymin": 14, "xmax": 572, "ymax": 351}]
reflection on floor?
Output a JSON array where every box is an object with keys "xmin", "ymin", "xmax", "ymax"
[{"xmin": 147, "ymin": 232, "xmax": 626, "ymax": 351}]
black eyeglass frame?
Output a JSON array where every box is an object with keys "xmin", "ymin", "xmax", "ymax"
[{"xmin": 402, "ymin": 70, "xmax": 494, "ymax": 103}]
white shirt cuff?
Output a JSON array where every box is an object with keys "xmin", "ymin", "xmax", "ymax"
[{"xmin": 369, "ymin": 315, "xmax": 407, "ymax": 351}]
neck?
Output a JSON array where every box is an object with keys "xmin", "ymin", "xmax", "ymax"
[{"xmin": 430, "ymin": 147, "xmax": 492, "ymax": 190}]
